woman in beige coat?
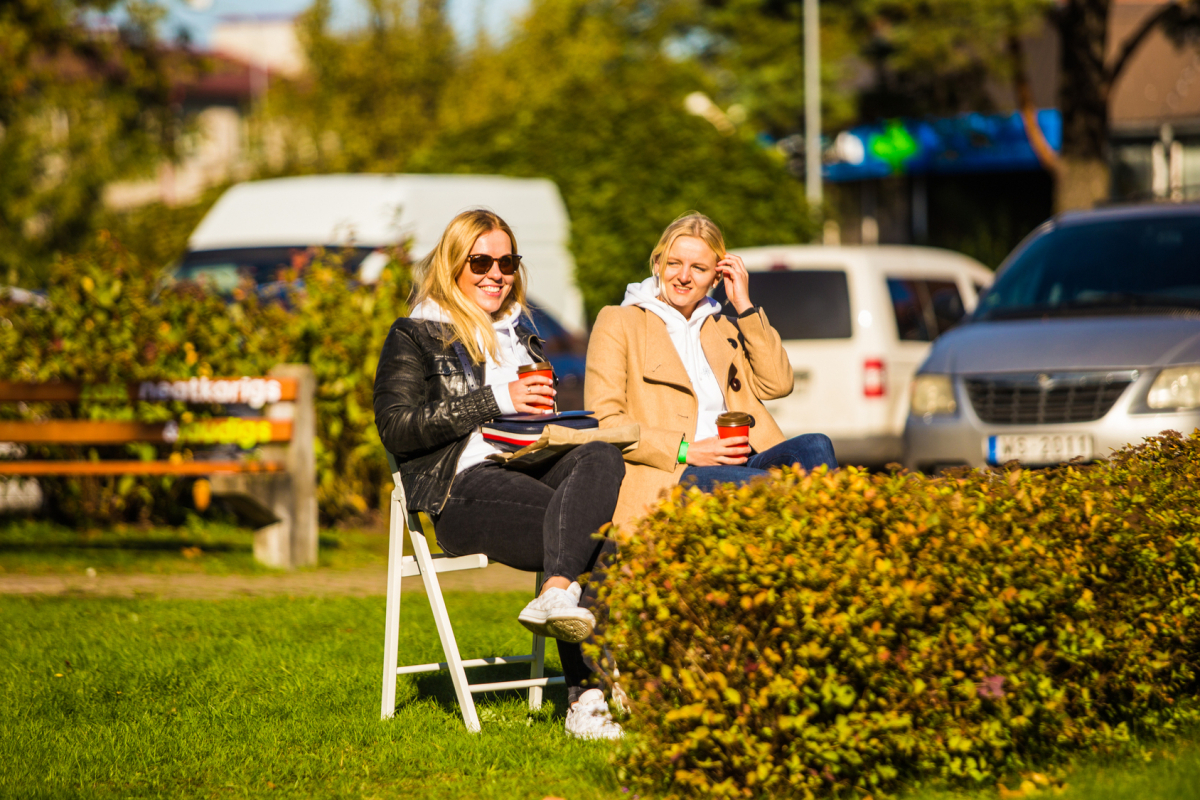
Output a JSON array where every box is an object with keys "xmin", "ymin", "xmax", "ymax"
[{"xmin": 585, "ymin": 212, "xmax": 837, "ymax": 528}]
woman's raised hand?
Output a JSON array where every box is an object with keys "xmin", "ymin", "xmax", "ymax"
[
  {"xmin": 508, "ymin": 374, "xmax": 556, "ymax": 415},
  {"xmin": 686, "ymin": 436, "xmax": 750, "ymax": 466},
  {"xmin": 717, "ymin": 252, "xmax": 753, "ymax": 315}
]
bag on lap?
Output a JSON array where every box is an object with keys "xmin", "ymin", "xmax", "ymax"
[
  {"xmin": 483, "ymin": 412, "xmax": 640, "ymax": 469},
  {"xmin": 482, "ymin": 411, "xmax": 599, "ymax": 452}
]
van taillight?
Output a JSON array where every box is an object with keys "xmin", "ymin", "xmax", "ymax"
[{"xmin": 864, "ymin": 358, "xmax": 886, "ymax": 397}]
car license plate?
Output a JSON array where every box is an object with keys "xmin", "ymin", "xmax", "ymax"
[{"xmin": 986, "ymin": 433, "xmax": 1094, "ymax": 466}]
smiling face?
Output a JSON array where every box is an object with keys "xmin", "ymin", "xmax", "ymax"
[
  {"xmin": 456, "ymin": 228, "xmax": 515, "ymax": 317},
  {"xmin": 657, "ymin": 235, "xmax": 720, "ymax": 319}
]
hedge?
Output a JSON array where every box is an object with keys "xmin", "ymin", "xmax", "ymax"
[
  {"xmin": 599, "ymin": 431, "xmax": 1200, "ymax": 798},
  {"xmin": 0, "ymin": 233, "xmax": 409, "ymax": 523}
]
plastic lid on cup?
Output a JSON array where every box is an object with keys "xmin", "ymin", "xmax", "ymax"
[
  {"xmin": 716, "ymin": 411, "xmax": 754, "ymax": 427},
  {"xmin": 518, "ymin": 362, "xmax": 554, "ymax": 374}
]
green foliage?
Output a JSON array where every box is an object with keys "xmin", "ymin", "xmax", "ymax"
[
  {"xmin": 0, "ymin": 234, "xmax": 410, "ymax": 523},
  {"xmin": 0, "ymin": 0, "xmax": 177, "ymax": 285},
  {"xmin": 600, "ymin": 431, "xmax": 1200, "ymax": 798},
  {"xmin": 267, "ymin": 0, "xmax": 454, "ymax": 172},
  {"xmin": 691, "ymin": 0, "xmax": 860, "ymax": 137},
  {"xmin": 834, "ymin": 0, "xmax": 1052, "ymax": 118},
  {"xmin": 95, "ymin": 184, "xmax": 226, "ymax": 271}
]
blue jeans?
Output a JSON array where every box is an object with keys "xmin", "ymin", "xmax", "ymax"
[{"xmin": 679, "ymin": 433, "xmax": 837, "ymax": 493}]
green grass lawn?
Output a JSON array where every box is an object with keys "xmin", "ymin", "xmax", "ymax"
[
  {"xmin": 901, "ymin": 740, "xmax": 1200, "ymax": 800},
  {"xmin": 4, "ymin": 586, "xmax": 1200, "ymax": 799},
  {"xmin": 0, "ymin": 517, "xmax": 389, "ymax": 576},
  {"xmin": 0, "ymin": 590, "xmax": 619, "ymax": 799}
]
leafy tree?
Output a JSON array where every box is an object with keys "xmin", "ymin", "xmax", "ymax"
[
  {"xmin": 264, "ymin": 0, "xmax": 455, "ymax": 173},
  {"xmin": 0, "ymin": 0, "xmax": 176, "ymax": 285},
  {"xmin": 693, "ymin": 0, "xmax": 859, "ymax": 139}
]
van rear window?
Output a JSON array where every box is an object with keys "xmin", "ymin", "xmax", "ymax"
[
  {"xmin": 717, "ymin": 270, "xmax": 852, "ymax": 340},
  {"xmin": 887, "ymin": 278, "xmax": 966, "ymax": 341}
]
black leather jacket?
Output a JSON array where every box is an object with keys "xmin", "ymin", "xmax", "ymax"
[{"xmin": 373, "ymin": 317, "xmax": 547, "ymax": 514}]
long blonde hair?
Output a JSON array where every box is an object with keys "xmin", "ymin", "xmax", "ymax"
[
  {"xmin": 412, "ymin": 209, "xmax": 527, "ymax": 364},
  {"xmin": 649, "ymin": 212, "xmax": 727, "ymax": 276}
]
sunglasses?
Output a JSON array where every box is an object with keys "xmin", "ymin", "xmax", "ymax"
[{"xmin": 466, "ymin": 253, "xmax": 522, "ymax": 275}]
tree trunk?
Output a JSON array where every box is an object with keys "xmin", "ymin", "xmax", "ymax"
[
  {"xmin": 1056, "ymin": 157, "xmax": 1111, "ymax": 212},
  {"xmin": 1054, "ymin": 0, "xmax": 1113, "ymax": 212}
]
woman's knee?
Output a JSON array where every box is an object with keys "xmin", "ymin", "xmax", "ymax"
[
  {"xmin": 799, "ymin": 432, "xmax": 835, "ymax": 452},
  {"xmin": 573, "ymin": 441, "xmax": 626, "ymax": 478},
  {"xmin": 799, "ymin": 433, "xmax": 837, "ymax": 466}
]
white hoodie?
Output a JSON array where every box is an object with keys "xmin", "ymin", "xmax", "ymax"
[
  {"xmin": 621, "ymin": 276, "xmax": 727, "ymax": 442},
  {"xmin": 409, "ymin": 298, "xmax": 534, "ymax": 474}
]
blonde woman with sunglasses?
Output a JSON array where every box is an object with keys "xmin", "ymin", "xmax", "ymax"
[{"xmin": 373, "ymin": 209, "xmax": 625, "ymax": 740}]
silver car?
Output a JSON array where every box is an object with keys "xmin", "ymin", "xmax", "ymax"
[{"xmin": 905, "ymin": 203, "xmax": 1200, "ymax": 471}]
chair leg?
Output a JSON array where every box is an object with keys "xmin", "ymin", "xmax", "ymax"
[
  {"xmin": 380, "ymin": 491, "xmax": 405, "ymax": 720},
  {"xmin": 410, "ymin": 515, "xmax": 481, "ymax": 733},
  {"xmin": 528, "ymin": 570, "xmax": 546, "ymax": 711}
]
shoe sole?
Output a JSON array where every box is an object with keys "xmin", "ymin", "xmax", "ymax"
[
  {"xmin": 517, "ymin": 611, "xmax": 549, "ymax": 637},
  {"xmin": 566, "ymin": 727, "xmax": 624, "ymax": 741},
  {"xmin": 544, "ymin": 615, "xmax": 594, "ymax": 644}
]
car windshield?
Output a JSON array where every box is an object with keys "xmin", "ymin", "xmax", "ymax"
[
  {"xmin": 976, "ymin": 214, "xmax": 1200, "ymax": 321},
  {"xmin": 173, "ymin": 247, "xmax": 374, "ymax": 295}
]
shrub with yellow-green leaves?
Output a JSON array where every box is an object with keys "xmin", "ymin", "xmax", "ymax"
[
  {"xmin": 599, "ymin": 431, "xmax": 1200, "ymax": 799},
  {"xmin": 0, "ymin": 233, "xmax": 409, "ymax": 523}
]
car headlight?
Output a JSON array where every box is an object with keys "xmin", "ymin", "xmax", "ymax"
[
  {"xmin": 911, "ymin": 374, "xmax": 957, "ymax": 416},
  {"xmin": 1147, "ymin": 365, "xmax": 1200, "ymax": 410}
]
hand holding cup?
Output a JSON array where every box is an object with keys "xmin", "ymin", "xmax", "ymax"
[{"xmin": 508, "ymin": 362, "xmax": 556, "ymax": 414}]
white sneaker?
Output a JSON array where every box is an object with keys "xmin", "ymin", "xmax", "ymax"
[
  {"xmin": 565, "ymin": 688, "xmax": 623, "ymax": 740},
  {"xmin": 517, "ymin": 581, "xmax": 595, "ymax": 643}
]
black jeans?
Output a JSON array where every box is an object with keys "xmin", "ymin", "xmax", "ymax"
[{"xmin": 434, "ymin": 441, "xmax": 625, "ymax": 697}]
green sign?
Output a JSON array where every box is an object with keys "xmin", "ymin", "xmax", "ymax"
[{"xmin": 868, "ymin": 121, "xmax": 920, "ymax": 173}]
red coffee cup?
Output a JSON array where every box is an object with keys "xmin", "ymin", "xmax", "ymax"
[
  {"xmin": 716, "ymin": 411, "xmax": 755, "ymax": 440},
  {"xmin": 518, "ymin": 362, "xmax": 555, "ymax": 411}
]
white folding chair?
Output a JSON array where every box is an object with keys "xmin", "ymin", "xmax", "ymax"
[{"xmin": 380, "ymin": 453, "xmax": 565, "ymax": 731}]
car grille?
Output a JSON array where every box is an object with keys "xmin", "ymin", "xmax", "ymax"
[{"xmin": 964, "ymin": 371, "xmax": 1137, "ymax": 425}]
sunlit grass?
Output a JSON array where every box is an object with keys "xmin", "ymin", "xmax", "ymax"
[
  {"xmin": 4, "ymin": 588, "xmax": 1200, "ymax": 799},
  {"xmin": 0, "ymin": 591, "xmax": 618, "ymax": 799},
  {"xmin": 0, "ymin": 517, "xmax": 388, "ymax": 576}
]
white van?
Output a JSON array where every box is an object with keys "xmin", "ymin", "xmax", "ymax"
[
  {"xmin": 179, "ymin": 174, "xmax": 585, "ymax": 335},
  {"xmin": 724, "ymin": 246, "xmax": 993, "ymax": 466}
]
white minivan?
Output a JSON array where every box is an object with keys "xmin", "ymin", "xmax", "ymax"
[
  {"xmin": 179, "ymin": 173, "xmax": 585, "ymax": 334},
  {"xmin": 173, "ymin": 174, "xmax": 589, "ymax": 405},
  {"xmin": 723, "ymin": 246, "xmax": 994, "ymax": 467}
]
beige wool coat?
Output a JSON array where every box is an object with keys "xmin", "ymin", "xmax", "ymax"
[{"xmin": 584, "ymin": 304, "xmax": 795, "ymax": 528}]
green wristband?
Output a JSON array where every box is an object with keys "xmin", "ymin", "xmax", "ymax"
[{"xmin": 678, "ymin": 440, "xmax": 689, "ymax": 464}]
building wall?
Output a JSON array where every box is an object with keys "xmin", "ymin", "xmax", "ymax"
[
  {"xmin": 210, "ymin": 17, "xmax": 306, "ymax": 79},
  {"xmin": 104, "ymin": 17, "xmax": 302, "ymax": 210}
]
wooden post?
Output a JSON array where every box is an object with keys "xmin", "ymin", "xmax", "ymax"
[
  {"xmin": 211, "ymin": 364, "xmax": 317, "ymax": 569},
  {"xmin": 269, "ymin": 364, "xmax": 318, "ymax": 568}
]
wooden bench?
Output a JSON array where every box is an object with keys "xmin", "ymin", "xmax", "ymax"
[{"xmin": 0, "ymin": 364, "xmax": 317, "ymax": 569}]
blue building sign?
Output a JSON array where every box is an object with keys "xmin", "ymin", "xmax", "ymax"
[{"xmin": 823, "ymin": 109, "xmax": 1062, "ymax": 182}]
